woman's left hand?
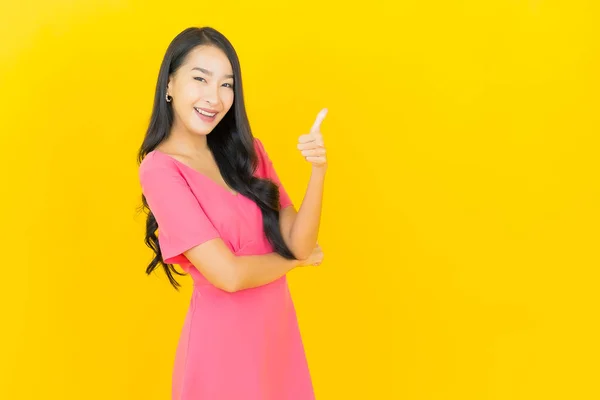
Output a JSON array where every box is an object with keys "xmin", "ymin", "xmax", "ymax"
[{"xmin": 297, "ymin": 108, "xmax": 328, "ymax": 168}]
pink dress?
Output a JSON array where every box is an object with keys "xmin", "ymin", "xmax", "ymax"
[{"xmin": 138, "ymin": 137, "xmax": 315, "ymax": 400}]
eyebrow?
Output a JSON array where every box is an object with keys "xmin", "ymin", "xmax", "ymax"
[{"xmin": 192, "ymin": 67, "xmax": 234, "ymax": 79}]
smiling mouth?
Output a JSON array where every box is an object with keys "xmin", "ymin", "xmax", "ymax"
[{"xmin": 194, "ymin": 107, "xmax": 217, "ymax": 117}]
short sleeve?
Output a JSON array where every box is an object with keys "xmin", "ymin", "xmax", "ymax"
[
  {"xmin": 139, "ymin": 158, "xmax": 221, "ymax": 265},
  {"xmin": 254, "ymin": 138, "xmax": 294, "ymax": 209}
]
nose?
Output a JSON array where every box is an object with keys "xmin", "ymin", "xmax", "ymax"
[{"xmin": 202, "ymin": 87, "xmax": 219, "ymax": 106}]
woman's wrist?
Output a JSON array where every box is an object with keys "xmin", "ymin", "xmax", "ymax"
[
  {"xmin": 290, "ymin": 250, "xmax": 311, "ymax": 268},
  {"xmin": 290, "ymin": 257, "xmax": 304, "ymax": 269},
  {"xmin": 311, "ymin": 164, "xmax": 328, "ymax": 174}
]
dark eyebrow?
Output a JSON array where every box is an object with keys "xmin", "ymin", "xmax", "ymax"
[{"xmin": 192, "ymin": 67, "xmax": 234, "ymax": 79}]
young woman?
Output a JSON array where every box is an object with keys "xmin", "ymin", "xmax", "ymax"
[{"xmin": 137, "ymin": 27, "xmax": 327, "ymax": 399}]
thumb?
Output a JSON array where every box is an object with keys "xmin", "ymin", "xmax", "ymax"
[{"xmin": 310, "ymin": 108, "xmax": 328, "ymax": 134}]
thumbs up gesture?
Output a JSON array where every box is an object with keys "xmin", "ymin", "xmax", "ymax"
[{"xmin": 297, "ymin": 108, "xmax": 328, "ymax": 168}]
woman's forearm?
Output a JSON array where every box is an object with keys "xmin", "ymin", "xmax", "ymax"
[
  {"xmin": 288, "ymin": 166, "xmax": 327, "ymax": 259},
  {"xmin": 232, "ymin": 252, "xmax": 302, "ymax": 292}
]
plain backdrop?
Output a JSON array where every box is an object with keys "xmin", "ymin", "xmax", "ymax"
[{"xmin": 1, "ymin": 0, "xmax": 599, "ymax": 399}]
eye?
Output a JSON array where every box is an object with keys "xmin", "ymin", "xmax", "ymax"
[
  {"xmin": 223, "ymin": 83, "xmax": 234, "ymax": 89},
  {"xmin": 193, "ymin": 77, "xmax": 206, "ymax": 82}
]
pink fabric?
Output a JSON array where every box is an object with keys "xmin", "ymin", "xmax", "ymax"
[{"xmin": 139, "ymin": 138, "xmax": 314, "ymax": 400}]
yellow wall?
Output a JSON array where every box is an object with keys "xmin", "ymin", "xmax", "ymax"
[{"xmin": 1, "ymin": 0, "xmax": 599, "ymax": 398}]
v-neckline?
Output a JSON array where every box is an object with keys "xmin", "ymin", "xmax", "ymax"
[{"xmin": 152, "ymin": 149, "xmax": 239, "ymax": 197}]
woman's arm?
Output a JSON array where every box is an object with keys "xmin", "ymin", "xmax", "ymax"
[
  {"xmin": 184, "ymin": 238, "xmax": 302, "ymax": 293},
  {"xmin": 281, "ymin": 108, "xmax": 329, "ymax": 259},
  {"xmin": 280, "ymin": 166, "xmax": 326, "ymax": 259},
  {"xmin": 234, "ymin": 252, "xmax": 302, "ymax": 291}
]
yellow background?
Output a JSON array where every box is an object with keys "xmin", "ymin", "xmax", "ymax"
[{"xmin": 1, "ymin": 0, "xmax": 599, "ymax": 399}]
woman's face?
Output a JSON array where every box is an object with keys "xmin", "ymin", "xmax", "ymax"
[{"xmin": 167, "ymin": 45, "xmax": 235, "ymax": 136}]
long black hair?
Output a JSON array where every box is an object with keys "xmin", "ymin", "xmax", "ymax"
[{"xmin": 137, "ymin": 27, "xmax": 297, "ymax": 290}]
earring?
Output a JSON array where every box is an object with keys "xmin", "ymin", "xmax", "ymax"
[{"xmin": 166, "ymin": 93, "xmax": 172, "ymax": 102}]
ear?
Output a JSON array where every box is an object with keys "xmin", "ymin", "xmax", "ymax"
[{"xmin": 166, "ymin": 75, "xmax": 173, "ymax": 97}]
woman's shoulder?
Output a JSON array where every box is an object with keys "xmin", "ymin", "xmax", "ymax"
[
  {"xmin": 252, "ymin": 137, "xmax": 270, "ymax": 171},
  {"xmin": 253, "ymin": 136, "xmax": 276, "ymax": 163},
  {"xmin": 138, "ymin": 150, "xmax": 180, "ymax": 183},
  {"xmin": 252, "ymin": 136, "xmax": 266, "ymax": 153}
]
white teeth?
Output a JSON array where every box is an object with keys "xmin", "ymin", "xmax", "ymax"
[{"xmin": 195, "ymin": 108, "xmax": 216, "ymax": 117}]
